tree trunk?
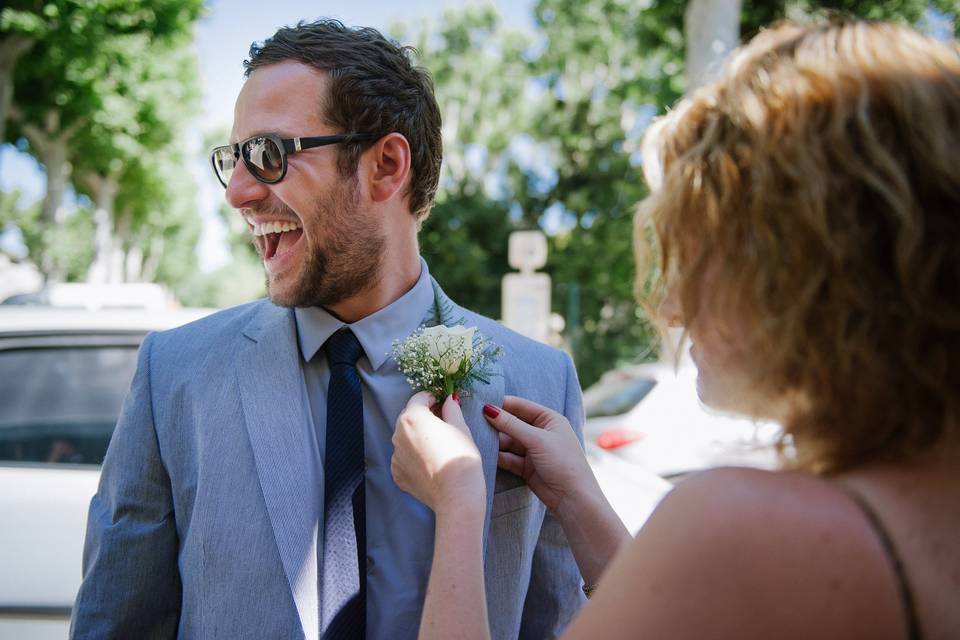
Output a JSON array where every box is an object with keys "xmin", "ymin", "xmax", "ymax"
[
  {"xmin": 140, "ymin": 235, "xmax": 165, "ymax": 283},
  {"xmin": 22, "ymin": 111, "xmax": 82, "ymax": 225},
  {"xmin": 0, "ymin": 34, "xmax": 35, "ymax": 150},
  {"xmin": 84, "ymin": 172, "xmax": 120, "ymax": 284},
  {"xmin": 125, "ymin": 242, "xmax": 144, "ymax": 282},
  {"xmin": 113, "ymin": 212, "xmax": 131, "ymax": 282},
  {"xmin": 684, "ymin": 0, "xmax": 742, "ymax": 91},
  {"xmin": 20, "ymin": 111, "xmax": 84, "ymax": 282}
]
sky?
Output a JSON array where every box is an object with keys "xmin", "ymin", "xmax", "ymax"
[{"xmin": 0, "ymin": 0, "xmax": 535, "ymax": 267}]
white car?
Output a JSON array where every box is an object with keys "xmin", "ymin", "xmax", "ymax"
[
  {"xmin": 0, "ymin": 307, "xmax": 212, "ymax": 638},
  {"xmin": 584, "ymin": 364, "xmax": 782, "ymax": 482}
]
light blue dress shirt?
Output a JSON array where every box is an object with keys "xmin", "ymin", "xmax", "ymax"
[{"xmin": 293, "ymin": 258, "xmax": 437, "ymax": 640}]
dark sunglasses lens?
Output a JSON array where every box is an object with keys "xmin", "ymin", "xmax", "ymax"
[
  {"xmin": 212, "ymin": 147, "xmax": 237, "ymax": 187},
  {"xmin": 242, "ymin": 136, "xmax": 284, "ymax": 182}
]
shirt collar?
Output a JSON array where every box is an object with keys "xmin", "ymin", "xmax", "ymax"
[{"xmin": 294, "ymin": 257, "xmax": 435, "ymax": 370}]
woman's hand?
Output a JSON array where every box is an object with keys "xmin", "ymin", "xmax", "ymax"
[
  {"xmin": 484, "ymin": 395, "xmax": 603, "ymax": 518},
  {"xmin": 486, "ymin": 395, "xmax": 630, "ymax": 587},
  {"xmin": 391, "ymin": 391, "xmax": 486, "ymax": 515}
]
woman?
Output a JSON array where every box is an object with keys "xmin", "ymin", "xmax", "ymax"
[{"xmin": 391, "ymin": 20, "xmax": 960, "ymax": 640}]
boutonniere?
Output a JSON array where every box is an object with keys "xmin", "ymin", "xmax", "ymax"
[{"xmin": 390, "ymin": 282, "xmax": 502, "ymax": 400}]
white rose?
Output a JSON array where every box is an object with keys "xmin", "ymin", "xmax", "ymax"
[{"xmin": 420, "ymin": 325, "xmax": 476, "ymax": 374}]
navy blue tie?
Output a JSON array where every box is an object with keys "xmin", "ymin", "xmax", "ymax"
[{"xmin": 321, "ymin": 328, "xmax": 366, "ymax": 638}]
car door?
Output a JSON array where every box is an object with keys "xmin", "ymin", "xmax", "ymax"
[{"xmin": 0, "ymin": 331, "xmax": 143, "ymax": 638}]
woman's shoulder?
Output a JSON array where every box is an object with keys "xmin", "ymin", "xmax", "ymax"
[
  {"xmin": 664, "ymin": 465, "xmax": 849, "ymax": 519},
  {"xmin": 650, "ymin": 466, "xmax": 900, "ymax": 575},
  {"xmin": 645, "ymin": 466, "xmax": 878, "ymax": 572},
  {"xmin": 564, "ymin": 466, "xmax": 904, "ymax": 640}
]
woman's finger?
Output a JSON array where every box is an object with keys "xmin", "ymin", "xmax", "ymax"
[
  {"xmin": 503, "ymin": 395, "xmax": 569, "ymax": 432},
  {"xmin": 497, "ymin": 451, "xmax": 526, "ymax": 477},
  {"xmin": 484, "ymin": 404, "xmax": 543, "ymax": 448},
  {"xmin": 406, "ymin": 390, "xmax": 438, "ymax": 409},
  {"xmin": 498, "ymin": 431, "xmax": 526, "ymax": 456}
]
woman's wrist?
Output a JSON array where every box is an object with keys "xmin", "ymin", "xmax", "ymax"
[
  {"xmin": 555, "ymin": 478, "xmax": 609, "ymax": 527},
  {"xmin": 435, "ymin": 475, "xmax": 486, "ymax": 522},
  {"xmin": 554, "ymin": 481, "xmax": 631, "ymax": 588},
  {"xmin": 435, "ymin": 460, "xmax": 485, "ymax": 508},
  {"xmin": 434, "ymin": 493, "xmax": 487, "ymax": 538}
]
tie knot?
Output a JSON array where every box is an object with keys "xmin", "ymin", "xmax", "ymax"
[{"xmin": 324, "ymin": 328, "xmax": 363, "ymax": 367}]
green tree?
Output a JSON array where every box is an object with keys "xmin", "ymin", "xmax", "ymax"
[
  {"xmin": 0, "ymin": 0, "xmax": 202, "ymax": 150},
  {"xmin": 517, "ymin": 0, "xmax": 681, "ymax": 385},
  {"xmin": 411, "ymin": 0, "xmax": 957, "ymax": 387},
  {"xmin": 71, "ymin": 33, "xmax": 200, "ymax": 284},
  {"xmin": 399, "ymin": 5, "xmax": 536, "ymax": 318},
  {"xmin": 3, "ymin": 0, "xmax": 202, "ymax": 280}
]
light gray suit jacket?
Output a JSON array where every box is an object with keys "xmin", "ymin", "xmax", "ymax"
[{"xmin": 71, "ymin": 287, "xmax": 586, "ymax": 639}]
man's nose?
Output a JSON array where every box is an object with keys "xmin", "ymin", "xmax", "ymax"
[{"xmin": 225, "ymin": 159, "xmax": 270, "ymax": 210}]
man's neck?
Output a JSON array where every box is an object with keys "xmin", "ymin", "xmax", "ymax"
[{"xmin": 324, "ymin": 246, "xmax": 422, "ymax": 324}]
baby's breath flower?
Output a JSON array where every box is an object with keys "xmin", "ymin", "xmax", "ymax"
[{"xmin": 390, "ymin": 323, "xmax": 502, "ymax": 400}]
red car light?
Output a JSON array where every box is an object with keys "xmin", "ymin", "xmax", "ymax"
[{"xmin": 597, "ymin": 428, "xmax": 645, "ymax": 450}]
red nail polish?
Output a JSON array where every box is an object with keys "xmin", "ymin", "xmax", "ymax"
[
  {"xmin": 452, "ymin": 392, "xmax": 461, "ymax": 405},
  {"xmin": 483, "ymin": 404, "xmax": 500, "ymax": 419}
]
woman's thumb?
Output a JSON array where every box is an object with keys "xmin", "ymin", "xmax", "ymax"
[{"xmin": 440, "ymin": 394, "xmax": 470, "ymax": 432}]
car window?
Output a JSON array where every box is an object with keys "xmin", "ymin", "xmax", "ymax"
[
  {"xmin": 0, "ymin": 345, "xmax": 139, "ymax": 465},
  {"xmin": 583, "ymin": 376, "xmax": 658, "ymax": 418}
]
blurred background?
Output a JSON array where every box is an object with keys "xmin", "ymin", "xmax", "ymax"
[
  {"xmin": 1, "ymin": 0, "xmax": 957, "ymax": 385},
  {"xmin": 0, "ymin": 1, "xmax": 958, "ymax": 635}
]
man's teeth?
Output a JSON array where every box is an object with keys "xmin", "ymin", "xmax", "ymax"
[{"xmin": 251, "ymin": 221, "xmax": 302, "ymax": 237}]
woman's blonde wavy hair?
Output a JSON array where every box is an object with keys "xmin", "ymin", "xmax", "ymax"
[{"xmin": 637, "ymin": 20, "xmax": 960, "ymax": 473}]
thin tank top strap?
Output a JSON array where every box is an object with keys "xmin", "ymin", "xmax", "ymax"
[{"xmin": 841, "ymin": 487, "xmax": 923, "ymax": 640}]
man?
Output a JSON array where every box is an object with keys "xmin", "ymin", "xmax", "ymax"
[{"xmin": 71, "ymin": 20, "xmax": 585, "ymax": 640}]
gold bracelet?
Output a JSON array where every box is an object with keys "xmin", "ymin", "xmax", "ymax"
[{"xmin": 582, "ymin": 583, "xmax": 597, "ymax": 599}]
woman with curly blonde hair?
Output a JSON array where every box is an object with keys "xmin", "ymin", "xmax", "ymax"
[{"xmin": 390, "ymin": 19, "xmax": 960, "ymax": 640}]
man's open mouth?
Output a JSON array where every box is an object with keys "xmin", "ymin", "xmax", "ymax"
[{"xmin": 251, "ymin": 220, "xmax": 304, "ymax": 260}]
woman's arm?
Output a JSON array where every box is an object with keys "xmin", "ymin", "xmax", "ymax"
[
  {"xmin": 391, "ymin": 392, "xmax": 491, "ymax": 640},
  {"xmin": 419, "ymin": 498, "xmax": 489, "ymax": 640}
]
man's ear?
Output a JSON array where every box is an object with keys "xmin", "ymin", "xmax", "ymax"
[{"xmin": 366, "ymin": 132, "xmax": 411, "ymax": 204}]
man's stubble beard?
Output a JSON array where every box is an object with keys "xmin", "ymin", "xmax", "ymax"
[{"xmin": 266, "ymin": 177, "xmax": 386, "ymax": 308}]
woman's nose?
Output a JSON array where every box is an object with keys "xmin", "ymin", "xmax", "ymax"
[{"xmin": 659, "ymin": 287, "xmax": 684, "ymax": 328}]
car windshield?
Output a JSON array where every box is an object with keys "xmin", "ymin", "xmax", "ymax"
[
  {"xmin": 0, "ymin": 345, "xmax": 138, "ymax": 465},
  {"xmin": 583, "ymin": 375, "xmax": 658, "ymax": 418}
]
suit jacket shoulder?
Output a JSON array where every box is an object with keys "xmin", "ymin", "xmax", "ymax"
[{"xmin": 148, "ymin": 299, "xmax": 276, "ymax": 364}]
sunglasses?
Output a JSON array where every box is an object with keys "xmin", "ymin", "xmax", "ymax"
[{"xmin": 210, "ymin": 132, "xmax": 376, "ymax": 188}]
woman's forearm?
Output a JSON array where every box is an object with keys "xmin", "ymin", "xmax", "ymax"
[
  {"xmin": 418, "ymin": 501, "xmax": 491, "ymax": 640},
  {"xmin": 556, "ymin": 487, "xmax": 632, "ymax": 587}
]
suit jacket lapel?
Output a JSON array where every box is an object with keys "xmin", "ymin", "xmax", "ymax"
[
  {"xmin": 236, "ymin": 302, "xmax": 320, "ymax": 640},
  {"xmin": 431, "ymin": 283, "xmax": 503, "ymax": 553}
]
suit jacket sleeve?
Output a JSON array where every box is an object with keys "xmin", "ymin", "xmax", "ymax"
[
  {"xmin": 517, "ymin": 352, "xmax": 588, "ymax": 638},
  {"xmin": 70, "ymin": 332, "xmax": 181, "ymax": 639}
]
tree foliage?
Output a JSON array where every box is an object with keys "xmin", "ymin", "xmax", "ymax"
[
  {"xmin": 412, "ymin": 0, "xmax": 958, "ymax": 386},
  {"xmin": 1, "ymin": 0, "xmax": 203, "ymax": 285},
  {"xmin": 397, "ymin": 6, "xmax": 533, "ymax": 319},
  {"xmin": 3, "ymin": 0, "xmax": 956, "ymax": 386}
]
